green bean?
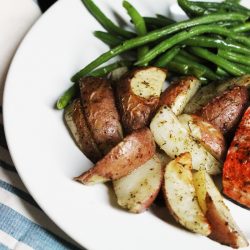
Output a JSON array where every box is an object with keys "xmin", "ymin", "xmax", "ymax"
[
  {"xmin": 218, "ymin": 50, "xmax": 250, "ymax": 67},
  {"xmin": 94, "ymin": 31, "xmax": 124, "ymax": 47},
  {"xmin": 192, "ymin": 1, "xmax": 250, "ymax": 15},
  {"xmin": 167, "ymin": 61, "xmax": 205, "ymax": 78},
  {"xmin": 89, "ymin": 60, "xmax": 131, "ymax": 77},
  {"xmin": 234, "ymin": 63, "xmax": 250, "ymax": 74},
  {"xmin": 188, "ymin": 47, "xmax": 245, "ymax": 76},
  {"xmin": 167, "ymin": 61, "xmax": 189, "ymax": 75},
  {"xmin": 57, "ymin": 84, "xmax": 77, "ymax": 110},
  {"xmin": 123, "ymin": 1, "xmax": 148, "ymax": 61},
  {"xmin": 135, "ymin": 24, "xmax": 248, "ymax": 66},
  {"xmin": 154, "ymin": 46, "xmax": 181, "ymax": 67},
  {"xmin": 143, "ymin": 17, "xmax": 174, "ymax": 28},
  {"xmin": 156, "ymin": 14, "xmax": 175, "ymax": 21},
  {"xmin": 178, "ymin": 49, "xmax": 205, "ymax": 63},
  {"xmin": 177, "ymin": 0, "xmax": 209, "ymax": 17},
  {"xmin": 216, "ymin": 67, "xmax": 230, "ymax": 77},
  {"xmin": 175, "ymin": 54, "xmax": 220, "ymax": 80},
  {"xmin": 232, "ymin": 22, "xmax": 250, "ymax": 33},
  {"xmin": 71, "ymin": 13, "xmax": 247, "ymax": 82},
  {"xmin": 182, "ymin": 36, "xmax": 250, "ymax": 55},
  {"xmin": 82, "ymin": 0, "xmax": 134, "ymax": 38}
]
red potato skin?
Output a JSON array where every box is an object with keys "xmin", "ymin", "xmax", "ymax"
[
  {"xmin": 191, "ymin": 115, "xmax": 226, "ymax": 161},
  {"xmin": 197, "ymin": 86, "xmax": 249, "ymax": 136},
  {"xmin": 75, "ymin": 128, "xmax": 156, "ymax": 183},
  {"xmin": 223, "ymin": 107, "xmax": 250, "ymax": 208},
  {"xmin": 205, "ymin": 195, "xmax": 239, "ymax": 248},
  {"xmin": 65, "ymin": 99, "xmax": 102, "ymax": 163},
  {"xmin": 116, "ymin": 67, "xmax": 165, "ymax": 133},
  {"xmin": 79, "ymin": 77, "xmax": 123, "ymax": 154},
  {"xmin": 159, "ymin": 76, "xmax": 198, "ymax": 107}
]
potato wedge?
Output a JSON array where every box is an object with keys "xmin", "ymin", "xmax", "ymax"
[
  {"xmin": 184, "ymin": 75, "xmax": 250, "ymax": 114},
  {"xmin": 178, "ymin": 114, "xmax": 226, "ymax": 161},
  {"xmin": 150, "ymin": 106, "xmax": 221, "ymax": 175},
  {"xmin": 113, "ymin": 154, "xmax": 163, "ymax": 213},
  {"xmin": 116, "ymin": 67, "xmax": 167, "ymax": 132},
  {"xmin": 159, "ymin": 76, "xmax": 200, "ymax": 115},
  {"xmin": 193, "ymin": 170, "xmax": 249, "ymax": 248},
  {"xmin": 74, "ymin": 128, "xmax": 156, "ymax": 185},
  {"xmin": 163, "ymin": 153, "xmax": 211, "ymax": 235},
  {"xmin": 197, "ymin": 86, "xmax": 249, "ymax": 135},
  {"xmin": 64, "ymin": 99, "xmax": 102, "ymax": 163},
  {"xmin": 79, "ymin": 76, "xmax": 123, "ymax": 154},
  {"xmin": 183, "ymin": 83, "xmax": 216, "ymax": 114}
]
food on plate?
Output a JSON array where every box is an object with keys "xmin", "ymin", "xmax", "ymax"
[
  {"xmin": 74, "ymin": 128, "xmax": 155, "ymax": 185},
  {"xmin": 163, "ymin": 153, "xmax": 211, "ymax": 235},
  {"xmin": 159, "ymin": 76, "xmax": 200, "ymax": 115},
  {"xmin": 64, "ymin": 99, "xmax": 102, "ymax": 163},
  {"xmin": 223, "ymin": 107, "xmax": 250, "ymax": 208},
  {"xmin": 193, "ymin": 170, "xmax": 249, "ymax": 248},
  {"xmin": 116, "ymin": 67, "xmax": 167, "ymax": 132},
  {"xmin": 150, "ymin": 106, "xmax": 221, "ymax": 175},
  {"xmin": 197, "ymin": 86, "xmax": 249, "ymax": 135},
  {"xmin": 79, "ymin": 76, "xmax": 123, "ymax": 154},
  {"xmin": 178, "ymin": 114, "xmax": 226, "ymax": 161},
  {"xmin": 56, "ymin": 0, "xmax": 250, "ymax": 247},
  {"xmin": 113, "ymin": 154, "xmax": 163, "ymax": 213}
]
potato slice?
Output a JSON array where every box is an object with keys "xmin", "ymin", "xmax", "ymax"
[
  {"xmin": 193, "ymin": 170, "xmax": 249, "ymax": 248},
  {"xmin": 74, "ymin": 128, "xmax": 156, "ymax": 185},
  {"xmin": 79, "ymin": 76, "xmax": 123, "ymax": 154},
  {"xmin": 197, "ymin": 86, "xmax": 249, "ymax": 136},
  {"xmin": 178, "ymin": 114, "xmax": 226, "ymax": 161},
  {"xmin": 184, "ymin": 75, "xmax": 250, "ymax": 114},
  {"xmin": 64, "ymin": 99, "xmax": 102, "ymax": 163},
  {"xmin": 150, "ymin": 106, "xmax": 221, "ymax": 175},
  {"xmin": 113, "ymin": 154, "xmax": 163, "ymax": 213},
  {"xmin": 116, "ymin": 67, "xmax": 167, "ymax": 132},
  {"xmin": 159, "ymin": 76, "xmax": 200, "ymax": 115},
  {"xmin": 163, "ymin": 153, "xmax": 211, "ymax": 235}
]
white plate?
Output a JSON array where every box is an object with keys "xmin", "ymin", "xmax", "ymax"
[{"xmin": 3, "ymin": 0, "xmax": 250, "ymax": 249}]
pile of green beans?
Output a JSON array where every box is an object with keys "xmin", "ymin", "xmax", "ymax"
[{"xmin": 56, "ymin": 0, "xmax": 250, "ymax": 109}]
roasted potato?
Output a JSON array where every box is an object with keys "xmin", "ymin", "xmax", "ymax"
[
  {"xmin": 116, "ymin": 67, "xmax": 167, "ymax": 132},
  {"xmin": 178, "ymin": 114, "xmax": 226, "ymax": 161},
  {"xmin": 197, "ymin": 86, "xmax": 249, "ymax": 135},
  {"xmin": 150, "ymin": 106, "xmax": 221, "ymax": 175},
  {"xmin": 79, "ymin": 76, "xmax": 123, "ymax": 154},
  {"xmin": 163, "ymin": 153, "xmax": 211, "ymax": 235},
  {"xmin": 184, "ymin": 75, "xmax": 250, "ymax": 114},
  {"xmin": 223, "ymin": 107, "xmax": 250, "ymax": 208},
  {"xmin": 193, "ymin": 170, "xmax": 249, "ymax": 248},
  {"xmin": 74, "ymin": 128, "xmax": 156, "ymax": 185},
  {"xmin": 64, "ymin": 99, "xmax": 102, "ymax": 163},
  {"xmin": 113, "ymin": 154, "xmax": 163, "ymax": 213},
  {"xmin": 159, "ymin": 76, "xmax": 200, "ymax": 115}
]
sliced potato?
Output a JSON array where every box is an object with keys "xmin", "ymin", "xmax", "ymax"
[
  {"xmin": 64, "ymin": 99, "xmax": 102, "ymax": 163},
  {"xmin": 197, "ymin": 86, "xmax": 249, "ymax": 135},
  {"xmin": 184, "ymin": 75, "xmax": 250, "ymax": 114},
  {"xmin": 159, "ymin": 76, "xmax": 200, "ymax": 115},
  {"xmin": 79, "ymin": 76, "xmax": 123, "ymax": 154},
  {"xmin": 184, "ymin": 83, "xmax": 216, "ymax": 114},
  {"xmin": 193, "ymin": 170, "xmax": 249, "ymax": 248},
  {"xmin": 150, "ymin": 106, "xmax": 221, "ymax": 175},
  {"xmin": 163, "ymin": 153, "xmax": 211, "ymax": 235},
  {"xmin": 108, "ymin": 66, "xmax": 129, "ymax": 81},
  {"xmin": 116, "ymin": 67, "xmax": 167, "ymax": 132},
  {"xmin": 178, "ymin": 114, "xmax": 226, "ymax": 161},
  {"xmin": 113, "ymin": 154, "xmax": 163, "ymax": 213},
  {"xmin": 74, "ymin": 128, "xmax": 156, "ymax": 185}
]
